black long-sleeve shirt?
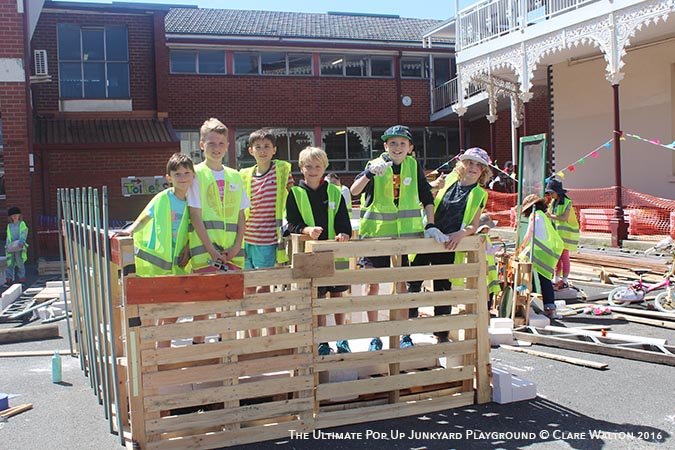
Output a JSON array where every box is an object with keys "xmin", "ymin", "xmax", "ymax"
[{"xmin": 286, "ymin": 180, "xmax": 352, "ymax": 239}]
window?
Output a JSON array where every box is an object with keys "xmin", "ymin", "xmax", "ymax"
[
  {"xmin": 233, "ymin": 52, "xmax": 312, "ymax": 76},
  {"xmin": 371, "ymin": 127, "xmax": 457, "ymax": 170},
  {"xmin": 235, "ymin": 128, "xmax": 314, "ymax": 171},
  {"xmin": 320, "ymin": 54, "xmax": 393, "ymax": 77},
  {"xmin": 401, "ymin": 57, "xmax": 430, "ymax": 78},
  {"xmin": 322, "ymin": 128, "xmax": 372, "ymax": 171},
  {"xmin": 57, "ymin": 24, "xmax": 129, "ymax": 99},
  {"xmin": 433, "ymin": 57, "xmax": 453, "ymax": 88},
  {"xmin": 170, "ymin": 50, "xmax": 225, "ymax": 74},
  {"xmin": 177, "ymin": 131, "xmax": 204, "ymax": 164}
]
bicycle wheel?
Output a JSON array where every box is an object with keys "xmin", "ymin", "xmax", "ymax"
[
  {"xmin": 654, "ymin": 291, "xmax": 675, "ymax": 314},
  {"xmin": 607, "ymin": 286, "xmax": 642, "ymax": 307}
]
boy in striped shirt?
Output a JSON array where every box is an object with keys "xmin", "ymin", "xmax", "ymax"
[{"xmin": 240, "ymin": 129, "xmax": 294, "ymax": 336}]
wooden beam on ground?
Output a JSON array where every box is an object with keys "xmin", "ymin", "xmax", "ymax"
[
  {"xmin": 500, "ymin": 344, "xmax": 608, "ymax": 370},
  {"xmin": 513, "ymin": 329, "xmax": 675, "ymax": 367},
  {"xmin": 613, "ymin": 314, "xmax": 675, "ymax": 330},
  {"xmin": 0, "ymin": 324, "xmax": 60, "ymax": 344},
  {"xmin": 0, "ymin": 403, "xmax": 33, "ymax": 418}
]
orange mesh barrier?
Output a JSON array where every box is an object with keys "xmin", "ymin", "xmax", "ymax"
[{"xmin": 484, "ymin": 187, "xmax": 675, "ymax": 238}]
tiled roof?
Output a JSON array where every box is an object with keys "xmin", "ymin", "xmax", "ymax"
[
  {"xmin": 166, "ymin": 9, "xmax": 446, "ymax": 44},
  {"xmin": 34, "ymin": 118, "xmax": 177, "ymax": 145}
]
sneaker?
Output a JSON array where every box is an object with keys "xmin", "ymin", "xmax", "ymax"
[
  {"xmin": 400, "ymin": 335, "xmax": 414, "ymax": 348},
  {"xmin": 318, "ymin": 342, "xmax": 332, "ymax": 356},
  {"xmin": 544, "ymin": 308, "xmax": 561, "ymax": 319},
  {"xmin": 336, "ymin": 340, "xmax": 351, "ymax": 354},
  {"xmin": 368, "ymin": 338, "xmax": 383, "ymax": 352}
]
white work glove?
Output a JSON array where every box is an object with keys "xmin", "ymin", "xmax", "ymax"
[
  {"xmin": 368, "ymin": 160, "xmax": 393, "ymax": 177},
  {"xmin": 424, "ymin": 226, "xmax": 449, "ymax": 243}
]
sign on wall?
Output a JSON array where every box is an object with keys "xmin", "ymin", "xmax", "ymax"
[{"xmin": 121, "ymin": 176, "xmax": 170, "ymax": 197}]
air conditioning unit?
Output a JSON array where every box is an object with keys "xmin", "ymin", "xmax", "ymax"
[{"xmin": 34, "ymin": 49, "xmax": 48, "ymax": 76}]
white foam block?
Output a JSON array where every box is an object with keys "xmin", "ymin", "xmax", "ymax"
[
  {"xmin": 511, "ymin": 376, "xmax": 537, "ymax": 402},
  {"xmin": 492, "ymin": 368, "xmax": 513, "ymax": 404},
  {"xmin": 530, "ymin": 295, "xmax": 544, "ymax": 311},
  {"xmin": 490, "ymin": 318, "xmax": 514, "ymax": 329},
  {"xmin": 528, "ymin": 312, "xmax": 550, "ymax": 328},
  {"xmin": 46, "ymin": 280, "xmax": 69, "ymax": 288},
  {"xmin": 489, "ymin": 327, "xmax": 515, "ymax": 347},
  {"xmin": 554, "ymin": 300, "xmax": 567, "ymax": 309},
  {"xmin": 1, "ymin": 284, "xmax": 23, "ymax": 309}
]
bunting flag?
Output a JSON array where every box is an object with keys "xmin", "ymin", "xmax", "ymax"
[
  {"xmin": 623, "ymin": 132, "xmax": 675, "ymax": 150},
  {"xmin": 546, "ymin": 139, "xmax": 613, "ymax": 182}
]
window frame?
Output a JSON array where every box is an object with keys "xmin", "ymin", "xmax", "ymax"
[
  {"xmin": 319, "ymin": 53, "xmax": 394, "ymax": 78},
  {"xmin": 232, "ymin": 51, "xmax": 313, "ymax": 76},
  {"xmin": 169, "ymin": 49, "xmax": 226, "ymax": 75}
]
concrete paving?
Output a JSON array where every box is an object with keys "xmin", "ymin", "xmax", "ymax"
[{"xmin": 2, "ymin": 265, "xmax": 675, "ymax": 450}]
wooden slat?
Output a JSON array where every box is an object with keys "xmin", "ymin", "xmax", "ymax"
[
  {"xmin": 138, "ymin": 308, "xmax": 310, "ymax": 342},
  {"xmin": 306, "ymin": 235, "xmax": 481, "ymax": 258},
  {"xmin": 315, "ymin": 314, "xmax": 478, "ymax": 342},
  {"xmin": 145, "ymin": 397, "xmax": 314, "ymax": 435},
  {"xmin": 143, "ymin": 352, "xmax": 313, "ymax": 389},
  {"xmin": 145, "ymin": 420, "xmax": 311, "ymax": 450},
  {"xmin": 242, "ymin": 267, "xmax": 295, "ymax": 287},
  {"xmin": 126, "ymin": 273, "xmax": 244, "ymax": 304},
  {"xmin": 315, "ymin": 391, "xmax": 474, "ymax": 429},
  {"xmin": 292, "ymin": 251, "xmax": 335, "ymax": 278},
  {"xmin": 317, "ymin": 365, "xmax": 473, "ymax": 400},
  {"xmin": 313, "ymin": 289, "xmax": 478, "ymax": 315},
  {"xmin": 144, "ymin": 375, "xmax": 314, "ymax": 411},
  {"xmin": 143, "ymin": 332, "xmax": 313, "ymax": 366},
  {"xmin": 313, "ymin": 262, "xmax": 480, "ymax": 286},
  {"xmin": 137, "ymin": 290, "xmax": 310, "ymax": 321},
  {"xmin": 315, "ymin": 339, "xmax": 476, "ymax": 371}
]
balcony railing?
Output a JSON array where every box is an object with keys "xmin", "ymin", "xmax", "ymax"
[
  {"xmin": 458, "ymin": 0, "xmax": 599, "ymax": 50},
  {"xmin": 432, "ymin": 77, "xmax": 485, "ymax": 113}
]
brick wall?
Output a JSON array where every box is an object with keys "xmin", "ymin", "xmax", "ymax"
[{"xmin": 30, "ymin": 11, "xmax": 157, "ymax": 113}]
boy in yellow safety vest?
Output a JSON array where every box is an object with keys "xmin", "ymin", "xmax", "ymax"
[{"xmin": 286, "ymin": 147, "xmax": 352, "ymax": 355}]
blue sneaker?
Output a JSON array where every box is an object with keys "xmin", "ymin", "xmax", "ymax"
[
  {"xmin": 336, "ymin": 340, "xmax": 351, "ymax": 354},
  {"xmin": 400, "ymin": 335, "xmax": 414, "ymax": 348},
  {"xmin": 368, "ymin": 338, "xmax": 383, "ymax": 352},
  {"xmin": 317, "ymin": 342, "xmax": 331, "ymax": 356}
]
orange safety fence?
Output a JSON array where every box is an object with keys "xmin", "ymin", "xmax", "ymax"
[{"xmin": 485, "ymin": 187, "xmax": 675, "ymax": 239}]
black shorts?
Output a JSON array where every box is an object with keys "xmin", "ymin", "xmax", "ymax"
[
  {"xmin": 317, "ymin": 285, "xmax": 349, "ymax": 297},
  {"xmin": 357, "ymin": 255, "xmax": 410, "ymax": 269}
]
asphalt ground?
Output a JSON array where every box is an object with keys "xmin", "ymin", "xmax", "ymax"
[{"xmin": 1, "ymin": 264, "xmax": 675, "ymax": 450}]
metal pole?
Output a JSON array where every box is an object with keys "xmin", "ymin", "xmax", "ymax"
[
  {"xmin": 93, "ymin": 189, "xmax": 112, "ymax": 425},
  {"xmin": 88, "ymin": 187, "xmax": 106, "ymax": 407},
  {"xmin": 56, "ymin": 189, "xmax": 74, "ymax": 355},
  {"xmin": 84, "ymin": 187, "xmax": 103, "ymax": 404},
  {"xmin": 102, "ymin": 186, "xmax": 125, "ymax": 445},
  {"xmin": 64, "ymin": 189, "xmax": 86, "ymax": 370},
  {"xmin": 610, "ymin": 83, "xmax": 628, "ymax": 247}
]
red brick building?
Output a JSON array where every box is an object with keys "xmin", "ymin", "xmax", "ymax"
[{"xmin": 0, "ymin": 1, "xmax": 548, "ymax": 258}]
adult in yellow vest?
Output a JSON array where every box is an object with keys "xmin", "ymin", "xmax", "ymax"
[
  {"xmin": 407, "ymin": 147, "xmax": 493, "ymax": 343},
  {"xmin": 286, "ymin": 147, "xmax": 352, "ymax": 355},
  {"xmin": 518, "ymin": 194, "xmax": 564, "ymax": 318},
  {"xmin": 5, "ymin": 206, "xmax": 28, "ymax": 285},
  {"xmin": 545, "ymin": 179, "xmax": 579, "ymax": 290},
  {"xmin": 350, "ymin": 125, "xmax": 442, "ymax": 351}
]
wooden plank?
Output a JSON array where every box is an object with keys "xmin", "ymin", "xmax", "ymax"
[
  {"xmin": 292, "ymin": 251, "xmax": 335, "ymax": 278},
  {"xmin": 315, "ymin": 391, "xmax": 474, "ymax": 429},
  {"xmin": 242, "ymin": 267, "xmax": 295, "ymax": 288},
  {"xmin": 543, "ymin": 325, "xmax": 667, "ymax": 346},
  {"xmin": 145, "ymin": 421, "xmax": 311, "ymax": 450},
  {"xmin": 0, "ymin": 349, "xmax": 76, "ymax": 357},
  {"xmin": 315, "ymin": 339, "xmax": 476, "ymax": 371},
  {"xmin": 139, "ymin": 308, "xmax": 310, "ymax": 342},
  {"xmin": 143, "ymin": 352, "xmax": 312, "ymax": 389},
  {"xmin": 500, "ymin": 344, "xmax": 609, "ymax": 370},
  {"xmin": 144, "ymin": 332, "xmax": 313, "ymax": 366},
  {"xmin": 316, "ymin": 365, "xmax": 474, "ymax": 401},
  {"xmin": 144, "ymin": 397, "xmax": 314, "ymax": 435},
  {"xmin": 0, "ymin": 324, "xmax": 60, "ymax": 344},
  {"xmin": 137, "ymin": 290, "xmax": 310, "ymax": 321},
  {"xmin": 125, "ymin": 273, "xmax": 244, "ymax": 305},
  {"xmin": 313, "ymin": 262, "xmax": 480, "ymax": 286},
  {"xmin": 614, "ymin": 314, "xmax": 675, "ymax": 330},
  {"xmin": 306, "ymin": 235, "xmax": 481, "ymax": 258},
  {"xmin": 144, "ymin": 375, "xmax": 314, "ymax": 412},
  {"xmin": 602, "ymin": 305, "xmax": 675, "ymax": 321},
  {"xmin": 513, "ymin": 330, "xmax": 675, "ymax": 366},
  {"xmin": 315, "ymin": 314, "xmax": 478, "ymax": 342},
  {"xmin": 0, "ymin": 403, "xmax": 33, "ymax": 418},
  {"xmin": 313, "ymin": 289, "xmax": 478, "ymax": 315}
]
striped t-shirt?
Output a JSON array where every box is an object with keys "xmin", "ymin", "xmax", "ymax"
[{"xmin": 244, "ymin": 162, "xmax": 293, "ymax": 246}]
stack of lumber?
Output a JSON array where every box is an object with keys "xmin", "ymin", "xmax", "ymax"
[{"xmin": 37, "ymin": 259, "xmax": 63, "ymax": 275}]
